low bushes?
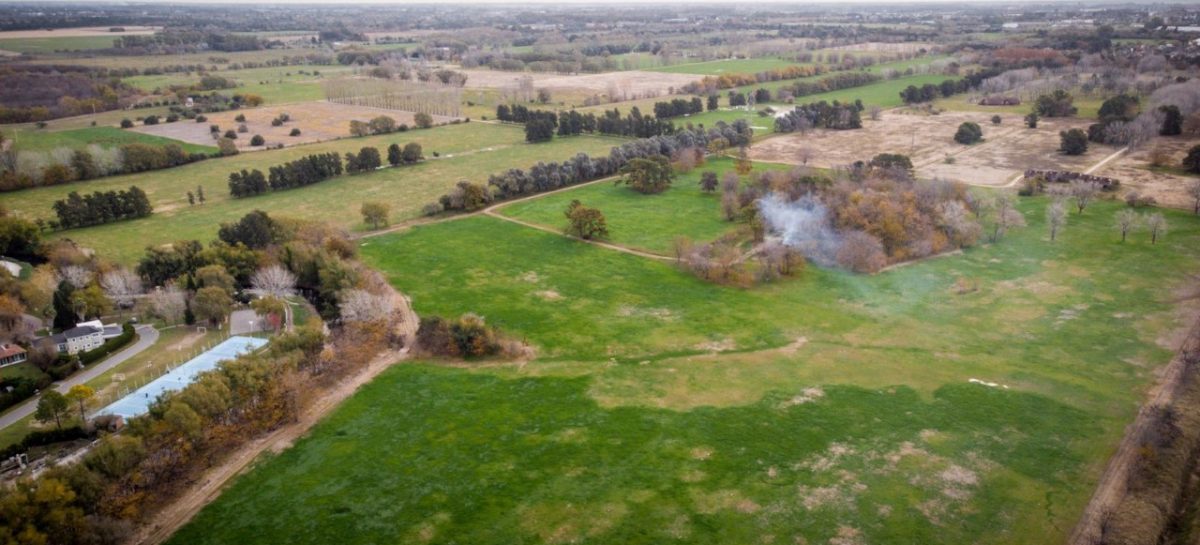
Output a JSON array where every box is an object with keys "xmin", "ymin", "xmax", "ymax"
[{"xmin": 0, "ymin": 425, "xmax": 88, "ymax": 460}]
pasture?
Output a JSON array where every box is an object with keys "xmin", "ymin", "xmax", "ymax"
[
  {"xmin": 646, "ymin": 57, "xmax": 810, "ymax": 76},
  {"xmin": 498, "ymin": 157, "xmax": 788, "ymax": 254},
  {"xmin": 170, "ymin": 190, "xmax": 1200, "ymax": 544},
  {"xmin": 5, "ymin": 122, "xmax": 619, "ymax": 264},
  {"xmin": 0, "ymin": 126, "xmax": 216, "ymax": 154}
]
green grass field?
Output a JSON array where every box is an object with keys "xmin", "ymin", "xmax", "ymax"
[
  {"xmin": 0, "ymin": 35, "xmax": 119, "ymax": 54},
  {"xmin": 499, "ymin": 157, "xmax": 787, "ymax": 254},
  {"xmin": 122, "ymin": 65, "xmax": 355, "ymax": 105},
  {"xmin": 1, "ymin": 126, "xmax": 216, "ymax": 154},
  {"xmin": 171, "ymin": 189, "xmax": 1200, "ymax": 544},
  {"xmin": 4, "ymin": 122, "xmax": 620, "ymax": 264},
  {"xmin": 933, "ymin": 93, "xmax": 1107, "ymax": 120},
  {"xmin": 646, "ymin": 57, "xmax": 810, "ymax": 76}
]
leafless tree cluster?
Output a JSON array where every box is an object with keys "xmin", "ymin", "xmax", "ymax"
[
  {"xmin": 249, "ymin": 265, "xmax": 298, "ymax": 298},
  {"xmin": 338, "ymin": 288, "xmax": 396, "ymax": 323},
  {"xmin": 100, "ymin": 269, "xmax": 143, "ymax": 309}
]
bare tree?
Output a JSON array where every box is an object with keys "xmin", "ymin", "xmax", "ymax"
[
  {"xmin": 1115, "ymin": 208, "xmax": 1139, "ymax": 242},
  {"xmin": 100, "ymin": 269, "xmax": 143, "ymax": 309},
  {"xmin": 1145, "ymin": 212, "xmax": 1168, "ymax": 244},
  {"xmin": 250, "ymin": 265, "xmax": 298, "ymax": 298},
  {"xmin": 937, "ymin": 200, "xmax": 982, "ymax": 246},
  {"xmin": 868, "ymin": 106, "xmax": 882, "ymax": 121},
  {"xmin": 836, "ymin": 231, "xmax": 887, "ymax": 273},
  {"xmin": 148, "ymin": 285, "xmax": 187, "ymax": 325},
  {"xmin": 1046, "ymin": 200, "xmax": 1067, "ymax": 242},
  {"xmin": 1070, "ymin": 180, "xmax": 1098, "ymax": 214},
  {"xmin": 58, "ymin": 265, "xmax": 92, "ymax": 289},
  {"xmin": 990, "ymin": 192, "xmax": 1026, "ymax": 242},
  {"xmin": 339, "ymin": 289, "xmax": 395, "ymax": 323}
]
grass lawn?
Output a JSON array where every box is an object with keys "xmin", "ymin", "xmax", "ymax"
[
  {"xmin": 499, "ymin": 157, "xmax": 789, "ymax": 254},
  {"xmin": 1, "ymin": 126, "xmax": 217, "ymax": 154},
  {"xmin": 174, "ymin": 193, "xmax": 1200, "ymax": 544},
  {"xmin": 0, "ymin": 35, "xmax": 119, "ymax": 54},
  {"xmin": 646, "ymin": 57, "xmax": 811, "ymax": 76},
  {"xmin": 123, "ymin": 65, "xmax": 355, "ymax": 106},
  {"xmin": 5, "ymin": 122, "xmax": 620, "ymax": 264}
]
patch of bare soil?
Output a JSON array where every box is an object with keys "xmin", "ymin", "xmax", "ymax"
[
  {"xmin": 1096, "ymin": 136, "xmax": 1200, "ymax": 210},
  {"xmin": 458, "ymin": 69, "xmax": 698, "ymax": 96},
  {"xmin": 132, "ymin": 101, "xmax": 457, "ymax": 150},
  {"xmin": 750, "ymin": 111, "xmax": 1107, "ymax": 186}
]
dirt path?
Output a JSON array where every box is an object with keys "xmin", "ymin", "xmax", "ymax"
[
  {"xmin": 483, "ymin": 209, "xmax": 674, "ymax": 261},
  {"xmin": 1067, "ymin": 319, "xmax": 1200, "ymax": 545},
  {"xmin": 133, "ymin": 292, "xmax": 418, "ymax": 545}
]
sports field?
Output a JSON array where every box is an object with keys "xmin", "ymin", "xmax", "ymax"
[{"xmin": 167, "ymin": 178, "xmax": 1200, "ymax": 544}]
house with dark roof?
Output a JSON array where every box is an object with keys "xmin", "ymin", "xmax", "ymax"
[
  {"xmin": 0, "ymin": 343, "xmax": 26, "ymax": 368},
  {"xmin": 50, "ymin": 324, "xmax": 104, "ymax": 355}
]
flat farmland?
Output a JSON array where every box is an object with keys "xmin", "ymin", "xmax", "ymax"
[
  {"xmin": 645, "ymin": 57, "xmax": 811, "ymax": 76},
  {"xmin": 459, "ymin": 69, "xmax": 699, "ymax": 97},
  {"xmin": 168, "ymin": 192, "xmax": 1200, "ymax": 544},
  {"xmin": 4, "ymin": 122, "xmax": 619, "ymax": 263},
  {"xmin": 749, "ymin": 111, "xmax": 1110, "ymax": 186},
  {"xmin": 132, "ymin": 102, "xmax": 456, "ymax": 149},
  {"xmin": 0, "ymin": 126, "xmax": 216, "ymax": 154}
]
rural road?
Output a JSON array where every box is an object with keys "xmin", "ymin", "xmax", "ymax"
[{"xmin": 0, "ymin": 324, "xmax": 158, "ymax": 431}]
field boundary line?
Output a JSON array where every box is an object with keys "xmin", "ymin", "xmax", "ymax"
[
  {"xmin": 482, "ymin": 208, "xmax": 674, "ymax": 261},
  {"xmin": 1067, "ymin": 317, "xmax": 1200, "ymax": 545}
]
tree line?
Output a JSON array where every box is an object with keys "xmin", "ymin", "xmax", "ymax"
[
  {"xmin": 774, "ymin": 100, "xmax": 865, "ymax": 132},
  {"xmin": 681, "ymin": 64, "xmax": 829, "ymax": 94},
  {"xmin": 228, "ymin": 142, "xmax": 424, "ymax": 198},
  {"xmin": 1, "ymin": 142, "xmax": 210, "ymax": 193},
  {"xmin": 497, "ymin": 104, "xmax": 676, "ymax": 141},
  {"xmin": 51, "ymin": 186, "xmax": 153, "ymax": 229},
  {"xmin": 430, "ymin": 120, "xmax": 754, "ymax": 214},
  {"xmin": 653, "ymin": 97, "xmax": 705, "ymax": 119},
  {"xmin": 899, "ymin": 78, "xmax": 975, "ymax": 104},
  {"xmin": 228, "ymin": 152, "xmax": 343, "ymax": 198}
]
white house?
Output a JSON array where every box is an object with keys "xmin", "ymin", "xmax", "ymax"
[
  {"xmin": 49, "ymin": 319, "xmax": 119, "ymax": 355},
  {"xmin": 0, "ymin": 343, "xmax": 26, "ymax": 368}
]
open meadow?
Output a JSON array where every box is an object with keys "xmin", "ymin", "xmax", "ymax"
[
  {"xmin": 5, "ymin": 122, "xmax": 619, "ymax": 263},
  {"xmin": 170, "ymin": 187, "xmax": 1200, "ymax": 544}
]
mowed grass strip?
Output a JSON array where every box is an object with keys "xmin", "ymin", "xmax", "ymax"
[
  {"xmin": 166, "ymin": 364, "xmax": 1098, "ymax": 545},
  {"xmin": 5, "ymin": 122, "xmax": 619, "ymax": 264}
]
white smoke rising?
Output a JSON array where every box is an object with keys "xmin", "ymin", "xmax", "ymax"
[{"xmin": 757, "ymin": 194, "xmax": 842, "ymax": 266}]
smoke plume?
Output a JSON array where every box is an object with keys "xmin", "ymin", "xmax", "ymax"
[{"xmin": 757, "ymin": 194, "xmax": 842, "ymax": 266}]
